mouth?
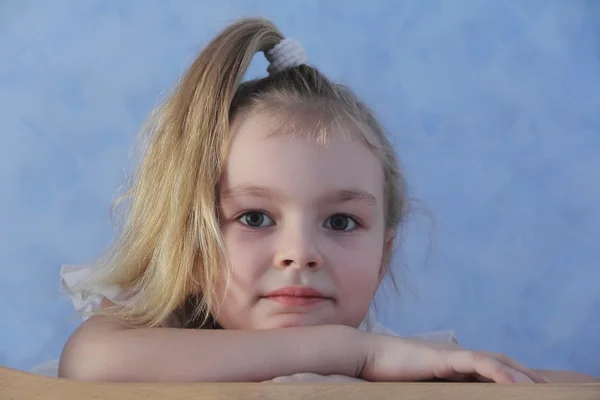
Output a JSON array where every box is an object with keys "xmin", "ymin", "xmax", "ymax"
[{"xmin": 262, "ymin": 287, "xmax": 332, "ymax": 306}]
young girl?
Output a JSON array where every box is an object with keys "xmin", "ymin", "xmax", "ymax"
[{"xmin": 35, "ymin": 18, "xmax": 593, "ymax": 383}]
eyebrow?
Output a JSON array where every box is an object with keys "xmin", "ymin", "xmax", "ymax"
[{"xmin": 220, "ymin": 185, "xmax": 378, "ymax": 206}]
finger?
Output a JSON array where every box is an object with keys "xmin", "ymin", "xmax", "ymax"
[
  {"xmin": 480, "ymin": 352, "xmax": 548, "ymax": 383},
  {"xmin": 444, "ymin": 351, "xmax": 535, "ymax": 384},
  {"xmin": 444, "ymin": 374, "xmax": 474, "ymax": 382},
  {"xmin": 471, "ymin": 372, "xmax": 497, "ymax": 383}
]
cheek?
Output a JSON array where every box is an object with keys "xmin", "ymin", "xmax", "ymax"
[
  {"xmin": 220, "ymin": 229, "xmax": 269, "ymax": 291},
  {"xmin": 339, "ymin": 260, "xmax": 380, "ymax": 294},
  {"xmin": 329, "ymin": 239, "xmax": 383, "ymax": 294},
  {"xmin": 330, "ymin": 244, "xmax": 382, "ymax": 327}
]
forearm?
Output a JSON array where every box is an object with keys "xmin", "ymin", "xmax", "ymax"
[{"xmin": 59, "ymin": 320, "xmax": 365, "ymax": 382}]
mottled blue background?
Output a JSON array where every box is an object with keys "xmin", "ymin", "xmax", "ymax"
[{"xmin": 1, "ymin": 0, "xmax": 599, "ymax": 376}]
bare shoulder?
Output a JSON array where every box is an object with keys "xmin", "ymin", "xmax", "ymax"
[
  {"xmin": 533, "ymin": 369, "xmax": 600, "ymax": 383},
  {"xmin": 58, "ymin": 298, "xmax": 132, "ymax": 379}
]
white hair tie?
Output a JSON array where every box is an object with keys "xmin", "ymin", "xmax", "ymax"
[{"xmin": 265, "ymin": 38, "xmax": 308, "ymax": 75}]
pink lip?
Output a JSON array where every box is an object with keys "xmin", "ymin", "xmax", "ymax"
[{"xmin": 263, "ymin": 287, "xmax": 331, "ymax": 306}]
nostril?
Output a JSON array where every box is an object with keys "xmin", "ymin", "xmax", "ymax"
[{"xmin": 279, "ymin": 259, "xmax": 318, "ymax": 268}]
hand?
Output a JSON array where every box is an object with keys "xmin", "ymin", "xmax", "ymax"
[
  {"xmin": 264, "ymin": 373, "xmax": 367, "ymax": 383},
  {"xmin": 359, "ymin": 333, "xmax": 548, "ymax": 384}
]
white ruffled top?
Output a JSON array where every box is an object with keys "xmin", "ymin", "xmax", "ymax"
[{"xmin": 30, "ymin": 264, "xmax": 458, "ymax": 377}]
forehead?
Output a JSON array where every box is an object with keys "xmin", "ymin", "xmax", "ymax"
[
  {"xmin": 235, "ymin": 103, "xmax": 381, "ymax": 146},
  {"xmin": 221, "ymin": 112, "xmax": 385, "ymax": 200}
]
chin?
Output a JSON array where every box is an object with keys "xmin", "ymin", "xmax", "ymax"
[{"xmin": 262, "ymin": 314, "xmax": 328, "ymax": 329}]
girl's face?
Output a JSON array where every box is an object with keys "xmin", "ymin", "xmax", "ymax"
[{"xmin": 215, "ymin": 112, "xmax": 393, "ymax": 330}]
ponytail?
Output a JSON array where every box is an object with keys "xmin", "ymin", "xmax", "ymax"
[{"xmin": 96, "ymin": 19, "xmax": 286, "ymax": 328}]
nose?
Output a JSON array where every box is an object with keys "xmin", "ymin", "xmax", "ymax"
[{"xmin": 274, "ymin": 222, "xmax": 323, "ymax": 269}]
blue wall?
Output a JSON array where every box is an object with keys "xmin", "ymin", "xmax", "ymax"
[{"xmin": 1, "ymin": 1, "xmax": 598, "ymax": 376}]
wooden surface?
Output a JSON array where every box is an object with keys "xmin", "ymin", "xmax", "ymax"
[{"xmin": 2, "ymin": 367, "xmax": 599, "ymax": 400}]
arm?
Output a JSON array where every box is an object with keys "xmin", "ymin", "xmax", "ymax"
[{"xmin": 58, "ymin": 313, "xmax": 365, "ymax": 383}]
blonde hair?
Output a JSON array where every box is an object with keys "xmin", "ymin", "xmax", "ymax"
[{"xmin": 85, "ymin": 17, "xmax": 409, "ymax": 328}]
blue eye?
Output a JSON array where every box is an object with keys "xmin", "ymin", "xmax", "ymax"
[
  {"xmin": 238, "ymin": 211, "xmax": 274, "ymax": 228},
  {"xmin": 324, "ymin": 214, "xmax": 358, "ymax": 231}
]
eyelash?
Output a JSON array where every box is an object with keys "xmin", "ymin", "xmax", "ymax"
[{"xmin": 235, "ymin": 210, "xmax": 362, "ymax": 232}]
